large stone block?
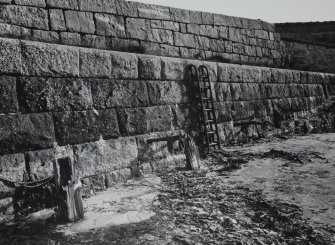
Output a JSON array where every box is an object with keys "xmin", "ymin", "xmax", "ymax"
[
  {"xmin": 46, "ymin": 0, "xmax": 79, "ymax": 10},
  {"xmin": 126, "ymin": 18, "xmax": 150, "ymax": 40},
  {"xmin": 138, "ymin": 56, "xmax": 161, "ymax": 80},
  {"xmin": 92, "ymin": 79, "xmax": 149, "ymax": 108},
  {"xmin": 18, "ymin": 77, "xmax": 92, "ymax": 113},
  {"xmin": 199, "ymin": 25, "xmax": 218, "ymax": 39},
  {"xmin": 0, "ymin": 5, "xmax": 48, "ymax": 30},
  {"xmin": 147, "ymin": 81, "xmax": 187, "ymax": 105},
  {"xmin": 53, "ymin": 109, "xmax": 119, "ymax": 146},
  {"xmin": 60, "ymin": 32, "xmax": 81, "ymax": 45},
  {"xmin": 174, "ymin": 32, "xmax": 196, "ymax": 48},
  {"xmin": 0, "ymin": 23, "xmax": 31, "ymax": 38},
  {"xmin": 161, "ymin": 57, "xmax": 186, "ymax": 80},
  {"xmin": 32, "ymin": 30, "xmax": 59, "ymax": 43},
  {"xmin": 49, "ymin": 9, "xmax": 66, "ymax": 31},
  {"xmin": 0, "ymin": 76, "xmax": 18, "ymax": 114},
  {"xmin": 213, "ymin": 14, "xmax": 235, "ymax": 26},
  {"xmin": 115, "ymin": 0, "xmax": 138, "ymax": 17},
  {"xmin": 149, "ymin": 29, "xmax": 174, "ymax": 45},
  {"xmin": 80, "ymin": 48, "xmax": 111, "ymax": 78},
  {"xmin": 242, "ymin": 66, "xmax": 262, "ymax": 83},
  {"xmin": 161, "ymin": 21, "xmax": 179, "ymax": 31},
  {"xmin": 137, "ymin": 3, "xmax": 171, "ymax": 20},
  {"xmin": 218, "ymin": 63, "xmax": 243, "ymax": 82},
  {"xmin": 0, "ymin": 38, "xmax": 22, "ymax": 75},
  {"xmin": 216, "ymin": 102, "xmax": 233, "ymax": 123},
  {"xmin": 229, "ymin": 83, "xmax": 243, "ymax": 101},
  {"xmin": 170, "ymin": 104, "xmax": 195, "ymax": 129},
  {"xmin": 111, "ymin": 52, "xmax": 138, "ymax": 79},
  {"xmin": 95, "ymin": 13, "xmax": 125, "ymax": 37},
  {"xmin": 118, "ymin": 106, "xmax": 173, "ymax": 136},
  {"xmin": 26, "ymin": 145, "xmax": 73, "ymax": 180},
  {"xmin": 73, "ymin": 137, "xmax": 138, "ymax": 177},
  {"xmin": 170, "ymin": 7, "xmax": 190, "ymax": 23},
  {"xmin": 79, "ymin": 0, "xmax": 117, "ymax": 14},
  {"xmin": 81, "ymin": 34, "xmax": 111, "ymax": 49},
  {"xmin": 13, "ymin": 0, "xmax": 46, "ymax": 7},
  {"xmin": 240, "ymin": 83, "xmax": 262, "ymax": 100},
  {"xmin": 0, "ymin": 113, "xmax": 56, "ymax": 155},
  {"xmin": 214, "ymin": 83, "xmax": 232, "ymax": 102},
  {"xmin": 64, "ymin": 11, "xmax": 95, "ymax": 34},
  {"xmin": 21, "ymin": 41, "xmax": 79, "ymax": 77},
  {"xmin": 0, "ymin": 153, "xmax": 25, "ymax": 198}
]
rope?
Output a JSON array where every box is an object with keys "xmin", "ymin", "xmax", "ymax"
[{"xmin": 0, "ymin": 174, "xmax": 54, "ymax": 189}]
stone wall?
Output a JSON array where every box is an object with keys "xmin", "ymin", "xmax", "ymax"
[
  {"xmin": 0, "ymin": 0, "xmax": 282, "ymax": 66},
  {"xmin": 275, "ymin": 21, "xmax": 335, "ymax": 46},
  {"xmin": 1, "ymin": 36, "xmax": 335, "ymax": 199},
  {"xmin": 281, "ymin": 41, "xmax": 335, "ymax": 74}
]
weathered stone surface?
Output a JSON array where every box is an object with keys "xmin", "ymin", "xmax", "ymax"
[
  {"xmin": 105, "ymin": 168, "xmax": 132, "ymax": 186},
  {"xmin": 26, "ymin": 149, "xmax": 53, "ymax": 180},
  {"xmin": 242, "ymin": 66, "xmax": 261, "ymax": 83},
  {"xmin": 95, "ymin": 13, "xmax": 125, "ymax": 37},
  {"xmin": 115, "ymin": 0, "xmax": 138, "ymax": 17},
  {"xmin": 60, "ymin": 32, "xmax": 81, "ymax": 45},
  {"xmin": 81, "ymin": 34, "xmax": 111, "ymax": 49},
  {"xmin": 32, "ymin": 30, "xmax": 59, "ymax": 43},
  {"xmin": 0, "ymin": 23, "xmax": 31, "ymax": 38},
  {"xmin": 161, "ymin": 21, "xmax": 179, "ymax": 31},
  {"xmin": 216, "ymin": 102, "xmax": 233, "ymax": 123},
  {"xmin": 170, "ymin": 104, "xmax": 195, "ymax": 129},
  {"xmin": 92, "ymin": 79, "xmax": 149, "ymax": 108},
  {"xmin": 64, "ymin": 11, "xmax": 95, "ymax": 34},
  {"xmin": 118, "ymin": 106, "xmax": 172, "ymax": 136},
  {"xmin": 53, "ymin": 109, "xmax": 119, "ymax": 145},
  {"xmin": 137, "ymin": 3, "xmax": 171, "ymax": 20},
  {"xmin": 80, "ymin": 48, "xmax": 111, "ymax": 78},
  {"xmin": 229, "ymin": 83, "xmax": 243, "ymax": 101},
  {"xmin": 14, "ymin": 0, "xmax": 46, "ymax": 7},
  {"xmin": 0, "ymin": 153, "xmax": 25, "ymax": 198},
  {"xmin": 170, "ymin": 7, "xmax": 190, "ymax": 23},
  {"xmin": 79, "ymin": 0, "xmax": 117, "ymax": 14},
  {"xmin": 187, "ymin": 24, "xmax": 200, "ymax": 35},
  {"xmin": 18, "ymin": 77, "xmax": 92, "ymax": 113},
  {"xmin": 0, "ymin": 5, "xmax": 48, "ymax": 30},
  {"xmin": 147, "ymin": 81, "xmax": 186, "ymax": 105},
  {"xmin": 0, "ymin": 113, "xmax": 56, "ymax": 155},
  {"xmin": 0, "ymin": 0, "xmax": 11, "ymax": 3},
  {"xmin": 149, "ymin": 29, "xmax": 174, "ymax": 45},
  {"xmin": 214, "ymin": 14, "xmax": 235, "ymax": 26},
  {"xmin": 138, "ymin": 56, "xmax": 161, "ymax": 80},
  {"xmin": 46, "ymin": 0, "xmax": 79, "ymax": 10},
  {"xmin": 160, "ymin": 44, "xmax": 180, "ymax": 57},
  {"xmin": 161, "ymin": 57, "xmax": 186, "ymax": 80},
  {"xmin": 21, "ymin": 41, "xmax": 79, "ymax": 77},
  {"xmin": 126, "ymin": 18, "xmax": 150, "ymax": 40},
  {"xmin": 73, "ymin": 137, "xmax": 138, "ymax": 177},
  {"xmin": 199, "ymin": 25, "xmax": 218, "ymax": 38},
  {"xmin": 0, "ymin": 38, "xmax": 21, "ymax": 75},
  {"xmin": 49, "ymin": 9, "xmax": 66, "ymax": 31},
  {"xmin": 0, "ymin": 76, "xmax": 18, "ymax": 114},
  {"xmin": 215, "ymin": 83, "xmax": 232, "ymax": 102},
  {"xmin": 111, "ymin": 52, "xmax": 138, "ymax": 79},
  {"xmin": 189, "ymin": 10, "xmax": 202, "ymax": 24},
  {"xmin": 174, "ymin": 32, "xmax": 196, "ymax": 48}
]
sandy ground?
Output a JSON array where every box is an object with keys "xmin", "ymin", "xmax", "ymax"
[{"xmin": 0, "ymin": 133, "xmax": 334, "ymax": 244}]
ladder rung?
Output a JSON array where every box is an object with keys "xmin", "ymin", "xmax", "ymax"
[
  {"xmin": 200, "ymin": 86, "xmax": 211, "ymax": 89},
  {"xmin": 204, "ymin": 108, "xmax": 213, "ymax": 111},
  {"xmin": 207, "ymin": 131, "xmax": 216, "ymax": 135},
  {"xmin": 205, "ymin": 119, "xmax": 215, "ymax": 123},
  {"xmin": 202, "ymin": 97, "xmax": 211, "ymax": 100},
  {"xmin": 209, "ymin": 142, "xmax": 218, "ymax": 147}
]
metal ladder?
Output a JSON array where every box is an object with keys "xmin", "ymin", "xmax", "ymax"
[{"xmin": 188, "ymin": 65, "xmax": 221, "ymax": 153}]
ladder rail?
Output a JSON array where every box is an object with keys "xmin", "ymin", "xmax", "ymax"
[{"xmin": 198, "ymin": 65, "xmax": 221, "ymax": 151}]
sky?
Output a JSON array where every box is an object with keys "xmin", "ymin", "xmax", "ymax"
[{"xmin": 130, "ymin": 0, "xmax": 335, "ymax": 23}]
